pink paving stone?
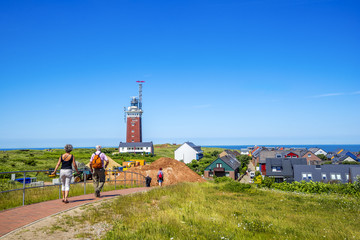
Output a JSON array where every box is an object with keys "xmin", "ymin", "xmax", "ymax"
[{"xmin": 0, "ymin": 187, "xmax": 150, "ymax": 237}]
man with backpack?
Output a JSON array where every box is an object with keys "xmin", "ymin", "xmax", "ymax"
[
  {"xmin": 157, "ymin": 168, "xmax": 164, "ymax": 187},
  {"xmin": 89, "ymin": 145, "xmax": 109, "ymax": 197}
]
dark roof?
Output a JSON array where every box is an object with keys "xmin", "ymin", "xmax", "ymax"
[
  {"xmin": 266, "ymin": 158, "xmax": 307, "ymax": 177},
  {"xmin": 350, "ymin": 167, "xmax": 360, "ymax": 182},
  {"xmin": 308, "ymin": 148, "xmax": 320, "ymax": 153},
  {"xmin": 119, "ymin": 142, "xmax": 153, "ymax": 148},
  {"xmin": 219, "ymin": 155, "xmax": 241, "ymax": 170},
  {"xmin": 294, "ymin": 165, "xmax": 360, "ymax": 183},
  {"xmin": 185, "ymin": 142, "xmax": 202, "ymax": 152}
]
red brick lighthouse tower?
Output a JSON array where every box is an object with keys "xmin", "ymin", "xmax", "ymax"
[{"xmin": 126, "ymin": 81, "xmax": 144, "ymax": 143}]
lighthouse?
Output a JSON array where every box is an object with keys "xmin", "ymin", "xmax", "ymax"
[
  {"xmin": 126, "ymin": 96, "xmax": 143, "ymax": 142},
  {"xmin": 126, "ymin": 81, "xmax": 144, "ymax": 143},
  {"xmin": 119, "ymin": 81, "xmax": 154, "ymax": 155}
]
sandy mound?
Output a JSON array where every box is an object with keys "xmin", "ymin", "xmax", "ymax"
[{"xmin": 113, "ymin": 157, "xmax": 205, "ymax": 187}]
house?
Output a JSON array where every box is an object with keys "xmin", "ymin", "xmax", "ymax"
[
  {"xmin": 350, "ymin": 167, "xmax": 360, "ymax": 183},
  {"xmin": 219, "ymin": 150, "xmax": 239, "ymax": 159},
  {"xmin": 283, "ymin": 151, "xmax": 300, "ymax": 158},
  {"xmin": 240, "ymin": 149, "xmax": 250, "ymax": 155},
  {"xmin": 258, "ymin": 149, "xmax": 285, "ymax": 175},
  {"xmin": 300, "ymin": 150, "xmax": 322, "ymax": 165},
  {"xmin": 309, "ymin": 147, "xmax": 327, "ymax": 156},
  {"xmin": 119, "ymin": 142, "xmax": 154, "ymax": 154},
  {"xmin": 174, "ymin": 142, "xmax": 203, "ymax": 164},
  {"xmin": 332, "ymin": 150, "xmax": 359, "ymax": 163},
  {"xmin": 293, "ymin": 165, "xmax": 360, "ymax": 183},
  {"xmin": 265, "ymin": 158, "xmax": 307, "ymax": 183},
  {"xmin": 204, "ymin": 155, "xmax": 241, "ymax": 180}
]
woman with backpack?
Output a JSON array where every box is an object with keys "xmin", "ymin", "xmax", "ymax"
[
  {"xmin": 52, "ymin": 144, "xmax": 80, "ymax": 203},
  {"xmin": 157, "ymin": 168, "xmax": 164, "ymax": 187}
]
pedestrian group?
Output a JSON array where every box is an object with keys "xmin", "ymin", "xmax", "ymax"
[{"xmin": 53, "ymin": 144, "xmax": 163, "ymax": 203}]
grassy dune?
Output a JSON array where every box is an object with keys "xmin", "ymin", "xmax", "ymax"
[{"xmin": 58, "ymin": 182, "xmax": 360, "ymax": 240}]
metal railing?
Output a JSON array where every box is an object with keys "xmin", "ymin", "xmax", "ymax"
[{"xmin": 0, "ymin": 169, "xmax": 146, "ymax": 206}]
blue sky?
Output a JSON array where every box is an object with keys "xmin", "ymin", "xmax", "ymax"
[{"xmin": 0, "ymin": 0, "xmax": 359, "ymax": 148}]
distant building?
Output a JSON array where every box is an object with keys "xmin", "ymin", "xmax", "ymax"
[
  {"xmin": 174, "ymin": 142, "xmax": 203, "ymax": 164},
  {"xmin": 240, "ymin": 149, "xmax": 250, "ymax": 155},
  {"xmin": 294, "ymin": 165, "xmax": 360, "ymax": 183},
  {"xmin": 265, "ymin": 158, "xmax": 307, "ymax": 183},
  {"xmin": 219, "ymin": 150, "xmax": 239, "ymax": 159},
  {"xmin": 300, "ymin": 150, "xmax": 322, "ymax": 165},
  {"xmin": 119, "ymin": 142, "xmax": 154, "ymax": 154},
  {"xmin": 309, "ymin": 147, "xmax": 327, "ymax": 156},
  {"xmin": 204, "ymin": 155, "xmax": 241, "ymax": 180}
]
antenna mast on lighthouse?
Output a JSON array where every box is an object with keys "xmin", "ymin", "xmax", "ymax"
[{"xmin": 136, "ymin": 81, "xmax": 145, "ymax": 110}]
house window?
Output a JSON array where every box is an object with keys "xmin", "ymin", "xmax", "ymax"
[
  {"xmin": 302, "ymin": 173, "xmax": 307, "ymax": 180},
  {"xmin": 322, "ymin": 173, "xmax": 327, "ymax": 180},
  {"xmin": 225, "ymin": 172, "xmax": 229, "ymax": 177},
  {"xmin": 272, "ymin": 166, "xmax": 282, "ymax": 172},
  {"xmin": 276, "ymin": 154, "xmax": 282, "ymax": 158},
  {"xmin": 336, "ymin": 174, "xmax": 341, "ymax": 180},
  {"xmin": 131, "ymin": 140, "xmax": 134, "ymax": 142},
  {"xmin": 331, "ymin": 174, "xmax": 336, "ymax": 180},
  {"xmin": 307, "ymin": 173, "xmax": 312, "ymax": 180},
  {"xmin": 216, "ymin": 163, "xmax": 222, "ymax": 168},
  {"xmin": 209, "ymin": 172, "xmax": 213, "ymax": 177},
  {"xmin": 308, "ymin": 154, "xmax": 311, "ymax": 158},
  {"xmin": 346, "ymin": 174, "xmax": 349, "ymax": 180}
]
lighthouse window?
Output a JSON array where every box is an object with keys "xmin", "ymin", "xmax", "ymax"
[
  {"xmin": 132, "ymin": 135, "xmax": 134, "ymax": 137},
  {"xmin": 131, "ymin": 123, "xmax": 135, "ymax": 126},
  {"xmin": 131, "ymin": 130, "xmax": 134, "ymax": 133}
]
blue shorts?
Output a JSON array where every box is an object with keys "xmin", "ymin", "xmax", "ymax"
[{"xmin": 158, "ymin": 179, "xmax": 163, "ymax": 183}]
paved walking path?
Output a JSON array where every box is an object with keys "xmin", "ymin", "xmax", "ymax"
[{"xmin": 0, "ymin": 187, "xmax": 150, "ymax": 237}]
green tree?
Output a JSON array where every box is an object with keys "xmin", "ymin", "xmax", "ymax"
[
  {"xmin": 236, "ymin": 155, "xmax": 251, "ymax": 169},
  {"xmin": 317, "ymin": 154, "xmax": 328, "ymax": 161}
]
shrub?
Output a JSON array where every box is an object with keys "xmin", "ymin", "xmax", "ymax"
[
  {"xmin": 214, "ymin": 176, "xmax": 234, "ymax": 183},
  {"xmin": 261, "ymin": 177, "xmax": 274, "ymax": 188},
  {"xmin": 262, "ymin": 180, "xmax": 360, "ymax": 197}
]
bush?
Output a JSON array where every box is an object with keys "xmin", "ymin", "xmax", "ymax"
[
  {"xmin": 261, "ymin": 177, "xmax": 274, "ymax": 188},
  {"xmin": 214, "ymin": 176, "xmax": 234, "ymax": 183},
  {"xmin": 261, "ymin": 180, "xmax": 360, "ymax": 197}
]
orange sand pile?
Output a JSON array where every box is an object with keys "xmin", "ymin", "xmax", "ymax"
[{"xmin": 113, "ymin": 157, "xmax": 205, "ymax": 186}]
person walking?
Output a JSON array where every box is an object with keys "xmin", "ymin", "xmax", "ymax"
[
  {"xmin": 89, "ymin": 145, "xmax": 109, "ymax": 198},
  {"xmin": 145, "ymin": 174, "xmax": 152, "ymax": 187},
  {"xmin": 157, "ymin": 168, "xmax": 164, "ymax": 187},
  {"xmin": 52, "ymin": 144, "xmax": 79, "ymax": 203}
]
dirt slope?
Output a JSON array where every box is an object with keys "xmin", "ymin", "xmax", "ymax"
[{"xmin": 115, "ymin": 157, "xmax": 205, "ymax": 186}]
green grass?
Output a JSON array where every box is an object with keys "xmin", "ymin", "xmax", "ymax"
[{"xmin": 59, "ymin": 182, "xmax": 360, "ymax": 240}]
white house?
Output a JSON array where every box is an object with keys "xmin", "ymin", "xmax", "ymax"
[
  {"xmin": 119, "ymin": 142, "xmax": 154, "ymax": 154},
  {"xmin": 240, "ymin": 148, "xmax": 250, "ymax": 155},
  {"xmin": 174, "ymin": 142, "xmax": 204, "ymax": 164},
  {"xmin": 309, "ymin": 148, "xmax": 327, "ymax": 156}
]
